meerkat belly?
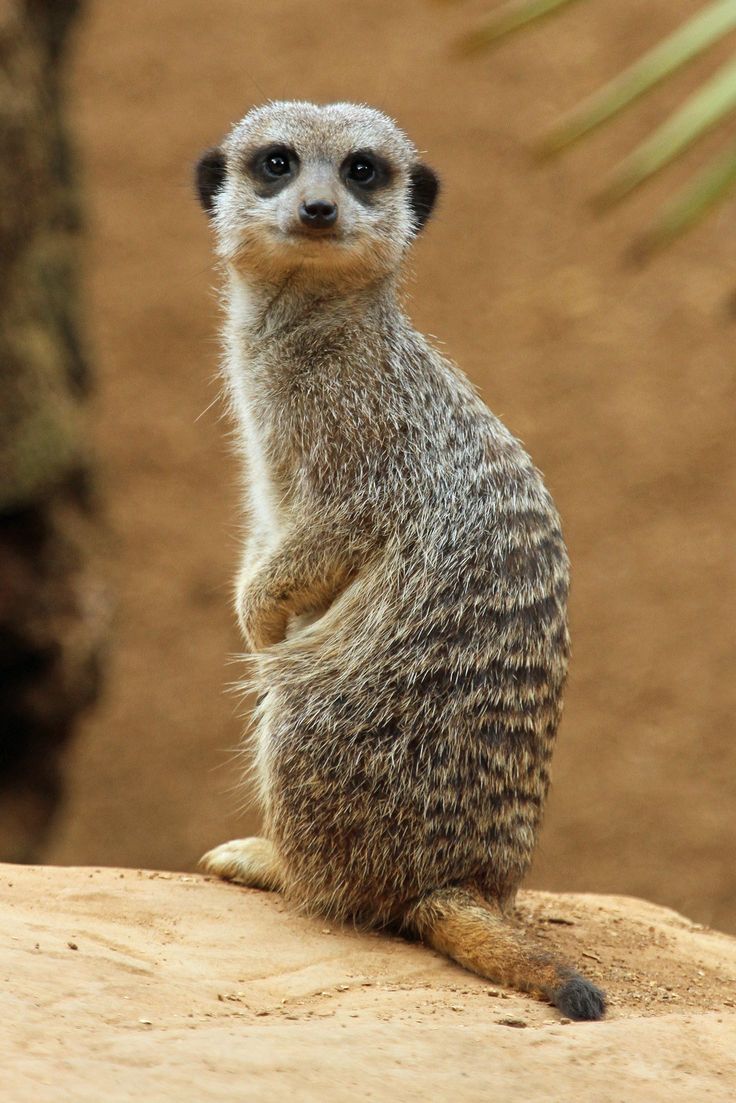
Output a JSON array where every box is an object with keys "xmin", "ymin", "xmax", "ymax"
[
  {"xmin": 259, "ymin": 522, "xmax": 566, "ymax": 921},
  {"xmin": 263, "ymin": 657, "xmax": 556, "ymax": 921},
  {"xmin": 266, "ymin": 714, "xmax": 540, "ymax": 921}
]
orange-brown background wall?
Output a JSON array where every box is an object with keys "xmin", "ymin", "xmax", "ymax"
[{"xmin": 47, "ymin": 0, "xmax": 736, "ymax": 934}]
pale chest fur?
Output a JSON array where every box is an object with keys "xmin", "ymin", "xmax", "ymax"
[{"xmin": 224, "ymin": 280, "xmax": 285, "ymax": 550}]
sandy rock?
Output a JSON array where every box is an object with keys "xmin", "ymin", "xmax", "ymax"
[{"xmin": 4, "ymin": 864, "xmax": 736, "ymax": 1101}]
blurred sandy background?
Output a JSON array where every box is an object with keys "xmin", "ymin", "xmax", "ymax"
[{"xmin": 44, "ymin": 0, "xmax": 736, "ymax": 934}]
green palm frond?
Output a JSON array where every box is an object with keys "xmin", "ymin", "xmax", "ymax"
[
  {"xmin": 596, "ymin": 54, "xmax": 736, "ymax": 208},
  {"xmin": 635, "ymin": 139, "xmax": 736, "ymax": 258},
  {"xmin": 459, "ymin": 0, "xmax": 584, "ymax": 53},
  {"xmin": 540, "ymin": 0, "xmax": 736, "ymax": 154},
  {"xmin": 461, "ymin": 0, "xmax": 736, "ymax": 253}
]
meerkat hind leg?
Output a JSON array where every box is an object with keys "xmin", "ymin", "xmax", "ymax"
[{"xmin": 200, "ymin": 836, "xmax": 282, "ymax": 891}]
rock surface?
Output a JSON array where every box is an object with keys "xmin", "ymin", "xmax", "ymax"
[{"xmin": 4, "ymin": 864, "xmax": 736, "ymax": 1101}]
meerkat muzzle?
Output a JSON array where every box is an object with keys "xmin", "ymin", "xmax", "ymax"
[{"xmin": 298, "ymin": 199, "xmax": 338, "ymax": 229}]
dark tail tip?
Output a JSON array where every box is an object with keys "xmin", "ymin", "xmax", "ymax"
[{"xmin": 553, "ymin": 972, "xmax": 606, "ymax": 1021}]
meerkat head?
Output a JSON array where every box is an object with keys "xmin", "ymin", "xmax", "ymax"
[{"xmin": 195, "ymin": 101, "xmax": 439, "ymax": 290}]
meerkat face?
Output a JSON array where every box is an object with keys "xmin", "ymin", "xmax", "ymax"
[{"xmin": 195, "ymin": 102, "xmax": 439, "ymax": 289}]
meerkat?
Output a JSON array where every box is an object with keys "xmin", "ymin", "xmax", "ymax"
[{"xmin": 195, "ymin": 101, "xmax": 605, "ymax": 1021}]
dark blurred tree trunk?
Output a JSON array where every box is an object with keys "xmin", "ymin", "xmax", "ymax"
[{"xmin": 0, "ymin": 0, "xmax": 107, "ymax": 861}]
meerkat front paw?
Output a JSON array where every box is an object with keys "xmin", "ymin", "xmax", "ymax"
[
  {"xmin": 238, "ymin": 593, "xmax": 290, "ymax": 651},
  {"xmin": 200, "ymin": 836, "xmax": 282, "ymax": 891}
]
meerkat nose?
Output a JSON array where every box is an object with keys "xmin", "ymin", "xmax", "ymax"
[{"xmin": 299, "ymin": 200, "xmax": 338, "ymax": 229}]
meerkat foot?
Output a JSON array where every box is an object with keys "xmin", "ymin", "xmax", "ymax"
[{"xmin": 200, "ymin": 836, "xmax": 282, "ymax": 891}]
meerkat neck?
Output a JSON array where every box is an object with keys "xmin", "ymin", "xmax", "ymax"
[{"xmin": 225, "ymin": 268, "xmax": 401, "ymax": 342}]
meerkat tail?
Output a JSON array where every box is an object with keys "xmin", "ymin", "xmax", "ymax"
[{"xmin": 405, "ymin": 887, "xmax": 605, "ymax": 1021}]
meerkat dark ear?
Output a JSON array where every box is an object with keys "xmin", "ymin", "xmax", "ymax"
[
  {"xmin": 195, "ymin": 147, "xmax": 227, "ymax": 215},
  {"xmin": 408, "ymin": 163, "xmax": 440, "ymax": 233}
]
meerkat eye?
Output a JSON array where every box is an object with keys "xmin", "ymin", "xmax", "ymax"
[
  {"xmin": 247, "ymin": 145, "xmax": 298, "ymax": 191},
  {"xmin": 347, "ymin": 157, "xmax": 376, "ymax": 185},
  {"xmin": 263, "ymin": 149, "xmax": 293, "ymax": 178},
  {"xmin": 341, "ymin": 151, "xmax": 391, "ymax": 196}
]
